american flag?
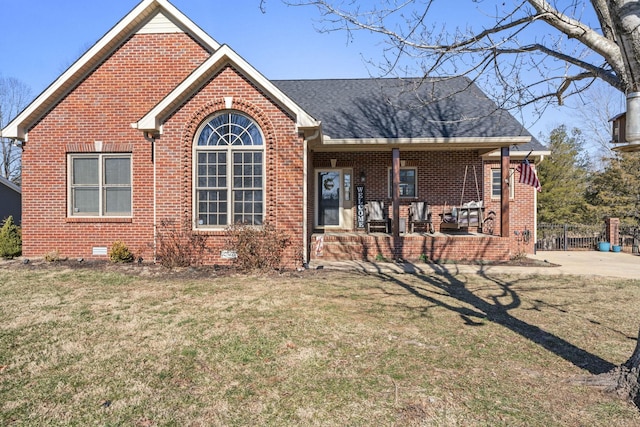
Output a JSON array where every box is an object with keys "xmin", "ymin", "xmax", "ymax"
[{"xmin": 516, "ymin": 159, "xmax": 541, "ymax": 192}]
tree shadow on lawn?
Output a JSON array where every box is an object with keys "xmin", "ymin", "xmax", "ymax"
[{"xmin": 373, "ymin": 263, "xmax": 617, "ymax": 376}]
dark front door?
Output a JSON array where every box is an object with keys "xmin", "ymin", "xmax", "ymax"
[{"xmin": 317, "ymin": 170, "xmax": 341, "ymax": 227}]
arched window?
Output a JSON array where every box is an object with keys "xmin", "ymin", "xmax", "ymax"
[{"xmin": 194, "ymin": 112, "xmax": 264, "ymax": 227}]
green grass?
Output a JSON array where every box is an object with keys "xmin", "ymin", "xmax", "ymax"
[{"xmin": 1, "ymin": 262, "xmax": 640, "ymax": 426}]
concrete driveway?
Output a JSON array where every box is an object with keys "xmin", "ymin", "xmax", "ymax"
[
  {"xmin": 526, "ymin": 250, "xmax": 640, "ymax": 279},
  {"xmin": 310, "ymin": 250, "xmax": 640, "ymax": 279}
]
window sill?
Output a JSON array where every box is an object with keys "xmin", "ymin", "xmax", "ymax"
[
  {"xmin": 66, "ymin": 217, "xmax": 133, "ymax": 223},
  {"xmin": 193, "ymin": 227, "xmax": 229, "ymax": 234}
]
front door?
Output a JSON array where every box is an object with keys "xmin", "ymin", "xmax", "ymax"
[
  {"xmin": 317, "ymin": 170, "xmax": 341, "ymax": 227},
  {"xmin": 316, "ymin": 169, "xmax": 353, "ymax": 229}
]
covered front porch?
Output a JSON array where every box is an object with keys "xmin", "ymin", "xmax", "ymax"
[{"xmin": 306, "ymin": 143, "xmax": 523, "ymax": 263}]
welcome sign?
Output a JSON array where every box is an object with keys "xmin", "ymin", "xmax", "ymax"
[{"xmin": 356, "ymin": 185, "xmax": 365, "ymax": 229}]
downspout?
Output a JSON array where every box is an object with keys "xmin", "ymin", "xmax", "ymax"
[
  {"xmin": 144, "ymin": 131, "xmax": 157, "ymax": 263},
  {"xmin": 303, "ymin": 127, "xmax": 320, "ymax": 267}
]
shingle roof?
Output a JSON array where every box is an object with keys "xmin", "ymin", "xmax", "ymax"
[{"xmin": 273, "ymin": 77, "xmax": 546, "ymax": 151}]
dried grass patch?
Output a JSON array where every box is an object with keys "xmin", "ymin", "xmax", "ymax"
[{"xmin": 1, "ymin": 262, "xmax": 639, "ymax": 425}]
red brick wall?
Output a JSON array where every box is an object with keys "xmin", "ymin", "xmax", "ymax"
[
  {"xmin": 159, "ymin": 65, "xmax": 305, "ymax": 267},
  {"xmin": 22, "ymin": 33, "xmax": 210, "ymax": 261},
  {"xmin": 314, "ymin": 233, "xmax": 513, "ymax": 262},
  {"xmin": 314, "ymin": 151, "xmax": 484, "ymax": 220},
  {"xmin": 22, "ymin": 32, "xmax": 305, "ymax": 267},
  {"xmin": 482, "ymin": 160, "xmax": 537, "ymax": 255}
]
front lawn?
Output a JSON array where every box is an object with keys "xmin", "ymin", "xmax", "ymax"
[{"xmin": 1, "ymin": 262, "xmax": 639, "ymax": 426}]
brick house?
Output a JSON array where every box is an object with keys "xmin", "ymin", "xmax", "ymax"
[
  {"xmin": 1, "ymin": 0, "xmax": 548, "ymax": 267},
  {"xmin": 0, "ymin": 176, "xmax": 21, "ymax": 225}
]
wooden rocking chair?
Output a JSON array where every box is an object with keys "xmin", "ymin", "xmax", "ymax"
[
  {"xmin": 365, "ymin": 201, "xmax": 389, "ymax": 233},
  {"xmin": 409, "ymin": 202, "xmax": 434, "ymax": 233}
]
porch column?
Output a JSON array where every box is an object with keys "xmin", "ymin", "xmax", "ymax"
[
  {"xmin": 501, "ymin": 147, "xmax": 510, "ymax": 237},
  {"xmin": 392, "ymin": 148, "xmax": 400, "ymax": 240}
]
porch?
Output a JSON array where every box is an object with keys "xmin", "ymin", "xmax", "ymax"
[
  {"xmin": 310, "ymin": 231, "xmax": 512, "ymax": 263},
  {"xmin": 306, "ymin": 144, "xmax": 540, "ymax": 265}
]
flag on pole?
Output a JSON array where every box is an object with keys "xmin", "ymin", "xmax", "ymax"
[{"xmin": 516, "ymin": 159, "xmax": 541, "ymax": 192}]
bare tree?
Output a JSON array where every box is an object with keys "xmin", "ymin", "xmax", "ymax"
[
  {"xmin": 0, "ymin": 76, "xmax": 32, "ymax": 184},
  {"xmin": 288, "ymin": 1, "xmax": 640, "ymax": 127},
  {"xmin": 570, "ymin": 81, "xmax": 625, "ymax": 168},
  {"xmin": 286, "ymin": 0, "xmax": 640, "ymax": 404}
]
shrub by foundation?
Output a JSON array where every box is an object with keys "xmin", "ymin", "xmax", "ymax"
[
  {"xmin": 156, "ymin": 218, "xmax": 208, "ymax": 268},
  {"xmin": 0, "ymin": 216, "xmax": 21, "ymax": 259},
  {"xmin": 224, "ymin": 221, "xmax": 291, "ymax": 272},
  {"xmin": 44, "ymin": 250, "xmax": 62, "ymax": 262},
  {"xmin": 109, "ymin": 240, "xmax": 134, "ymax": 263}
]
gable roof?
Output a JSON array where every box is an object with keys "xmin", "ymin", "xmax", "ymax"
[
  {"xmin": 135, "ymin": 44, "xmax": 320, "ymax": 133},
  {"xmin": 1, "ymin": 0, "xmax": 539, "ymax": 153},
  {"xmin": 273, "ymin": 77, "xmax": 534, "ymax": 151},
  {"xmin": 1, "ymin": 0, "xmax": 220, "ymax": 140}
]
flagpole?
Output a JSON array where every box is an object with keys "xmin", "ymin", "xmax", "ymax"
[{"xmin": 508, "ymin": 150, "xmax": 533, "ymax": 181}]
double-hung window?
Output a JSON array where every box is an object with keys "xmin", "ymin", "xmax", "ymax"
[
  {"xmin": 69, "ymin": 154, "xmax": 132, "ymax": 216},
  {"xmin": 388, "ymin": 167, "xmax": 417, "ymax": 198},
  {"xmin": 491, "ymin": 168, "xmax": 515, "ymax": 199},
  {"xmin": 195, "ymin": 112, "xmax": 264, "ymax": 228}
]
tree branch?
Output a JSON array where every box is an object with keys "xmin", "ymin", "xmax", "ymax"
[
  {"xmin": 526, "ymin": 0, "xmax": 626, "ymax": 78},
  {"xmin": 288, "ymin": 0, "xmax": 632, "ymax": 111}
]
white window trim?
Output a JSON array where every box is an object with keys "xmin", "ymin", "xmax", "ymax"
[
  {"xmin": 67, "ymin": 153, "xmax": 133, "ymax": 217},
  {"xmin": 193, "ymin": 111, "xmax": 266, "ymax": 230},
  {"xmin": 491, "ymin": 168, "xmax": 515, "ymax": 200},
  {"xmin": 387, "ymin": 166, "xmax": 418, "ymax": 198}
]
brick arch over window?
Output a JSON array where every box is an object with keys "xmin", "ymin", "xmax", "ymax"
[{"xmin": 181, "ymin": 99, "xmax": 278, "ymax": 226}]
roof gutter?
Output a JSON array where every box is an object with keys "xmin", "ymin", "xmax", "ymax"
[
  {"xmin": 483, "ymin": 149, "xmax": 550, "ymax": 162},
  {"xmin": 321, "ymin": 136, "xmax": 531, "ymax": 146},
  {"xmin": 311, "ymin": 136, "xmax": 531, "ymax": 153}
]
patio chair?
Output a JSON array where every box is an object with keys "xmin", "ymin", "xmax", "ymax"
[
  {"xmin": 365, "ymin": 201, "xmax": 389, "ymax": 233},
  {"xmin": 409, "ymin": 202, "xmax": 434, "ymax": 233}
]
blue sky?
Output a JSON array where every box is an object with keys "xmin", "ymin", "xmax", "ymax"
[{"xmin": 0, "ymin": 0, "xmax": 588, "ymax": 139}]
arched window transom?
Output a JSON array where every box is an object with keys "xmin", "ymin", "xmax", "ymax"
[
  {"xmin": 194, "ymin": 112, "xmax": 264, "ymax": 228},
  {"xmin": 197, "ymin": 112, "xmax": 263, "ymax": 147}
]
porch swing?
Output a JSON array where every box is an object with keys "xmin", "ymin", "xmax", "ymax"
[{"xmin": 440, "ymin": 165, "xmax": 484, "ymax": 232}]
